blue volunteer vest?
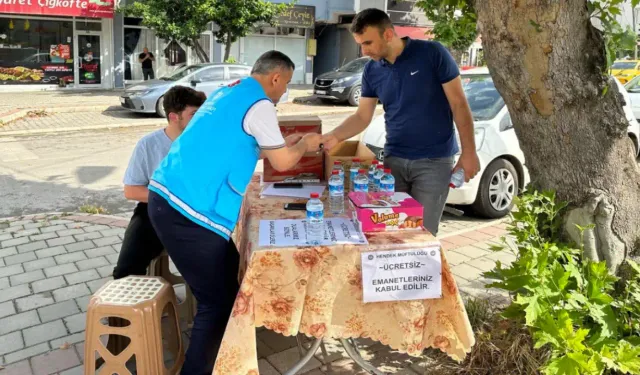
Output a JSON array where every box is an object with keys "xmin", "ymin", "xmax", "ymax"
[{"xmin": 149, "ymin": 77, "xmax": 270, "ymax": 240}]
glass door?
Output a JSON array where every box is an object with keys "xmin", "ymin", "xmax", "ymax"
[{"xmin": 76, "ymin": 34, "xmax": 102, "ymax": 86}]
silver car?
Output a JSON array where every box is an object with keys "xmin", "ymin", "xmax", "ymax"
[{"xmin": 120, "ymin": 63, "xmax": 253, "ymax": 117}]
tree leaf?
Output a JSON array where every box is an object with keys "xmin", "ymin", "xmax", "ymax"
[
  {"xmin": 544, "ymin": 356, "xmax": 582, "ymax": 375},
  {"xmin": 515, "ymin": 294, "xmax": 544, "ymax": 326},
  {"xmin": 615, "ymin": 340, "xmax": 640, "ymax": 373}
]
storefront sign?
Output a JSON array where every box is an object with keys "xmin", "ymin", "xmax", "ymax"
[
  {"xmin": 0, "ymin": 63, "xmax": 74, "ymax": 85},
  {"xmin": 276, "ymin": 5, "xmax": 315, "ymax": 28},
  {"xmin": 50, "ymin": 44, "xmax": 71, "ymax": 60},
  {"xmin": 361, "ymin": 247, "xmax": 442, "ymax": 303},
  {"xmin": 0, "ymin": 0, "xmax": 114, "ymax": 19}
]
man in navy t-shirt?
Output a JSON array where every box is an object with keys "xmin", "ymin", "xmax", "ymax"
[{"xmin": 321, "ymin": 8, "xmax": 480, "ymax": 235}]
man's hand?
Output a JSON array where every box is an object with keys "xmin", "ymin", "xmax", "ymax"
[
  {"xmin": 301, "ymin": 133, "xmax": 322, "ymax": 153},
  {"xmin": 284, "ymin": 133, "xmax": 303, "ymax": 147},
  {"xmin": 453, "ymin": 152, "xmax": 481, "ymax": 182},
  {"xmin": 320, "ymin": 133, "xmax": 340, "ymax": 150}
]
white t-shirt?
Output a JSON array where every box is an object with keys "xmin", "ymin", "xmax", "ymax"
[{"xmin": 242, "ymin": 100, "xmax": 285, "ymax": 149}]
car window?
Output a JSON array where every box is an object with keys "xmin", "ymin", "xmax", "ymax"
[
  {"xmin": 229, "ymin": 67, "xmax": 250, "ymax": 79},
  {"xmin": 626, "ymin": 75, "xmax": 640, "ymax": 92},
  {"xmin": 161, "ymin": 65, "xmax": 202, "ymax": 81},
  {"xmin": 461, "ymin": 74, "xmax": 505, "ymax": 121},
  {"xmin": 195, "ymin": 67, "xmax": 224, "ymax": 82},
  {"xmin": 612, "ymin": 62, "xmax": 637, "ymax": 70},
  {"xmin": 337, "ymin": 58, "xmax": 369, "ymax": 73}
]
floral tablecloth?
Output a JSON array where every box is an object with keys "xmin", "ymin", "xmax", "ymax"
[{"xmin": 213, "ymin": 175, "xmax": 475, "ymax": 375}]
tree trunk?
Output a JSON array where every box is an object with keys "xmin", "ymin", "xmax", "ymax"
[
  {"xmin": 192, "ymin": 38, "xmax": 210, "ymax": 63},
  {"xmin": 474, "ymin": 0, "xmax": 640, "ymax": 273},
  {"xmin": 224, "ymin": 33, "xmax": 232, "ymax": 62},
  {"xmin": 447, "ymin": 47, "xmax": 464, "ymax": 66}
]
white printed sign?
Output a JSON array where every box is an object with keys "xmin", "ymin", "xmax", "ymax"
[
  {"xmin": 361, "ymin": 247, "xmax": 442, "ymax": 303},
  {"xmin": 259, "ymin": 218, "xmax": 368, "ymax": 247}
]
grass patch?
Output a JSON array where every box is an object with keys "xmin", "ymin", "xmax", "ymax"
[{"xmin": 79, "ymin": 205, "xmax": 108, "ymax": 215}]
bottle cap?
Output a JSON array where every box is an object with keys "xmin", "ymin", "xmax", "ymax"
[
  {"xmin": 353, "ymin": 158, "xmax": 360, "ymax": 162},
  {"xmin": 310, "ymin": 193, "xmax": 319, "ymax": 198},
  {"xmin": 377, "ymin": 165, "xmax": 384, "ymax": 169},
  {"xmin": 384, "ymin": 169, "xmax": 391, "ymax": 174},
  {"xmin": 333, "ymin": 161, "xmax": 341, "ymax": 165},
  {"xmin": 331, "ymin": 170, "xmax": 339, "ymax": 175},
  {"xmin": 371, "ymin": 160, "xmax": 379, "ymax": 165},
  {"xmin": 359, "ymin": 169, "xmax": 366, "ymax": 174}
]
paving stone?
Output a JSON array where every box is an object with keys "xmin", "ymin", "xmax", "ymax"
[
  {"xmin": 4, "ymin": 343, "xmax": 49, "ymax": 364},
  {"xmin": 44, "ymin": 264, "xmax": 78, "ymax": 278},
  {"xmin": 0, "ymin": 264, "xmax": 24, "ymax": 278},
  {"xmin": 92, "ymin": 236, "xmax": 121, "ymax": 247},
  {"xmin": 0, "ymin": 300, "xmax": 16, "ymax": 319},
  {"xmin": 444, "ymin": 249, "xmax": 472, "ymax": 266},
  {"xmin": 50, "ymin": 332, "xmax": 84, "ymax": 349},
  {"xmin": 53, "ymin": 284, "xmax": 90, "ymax": 302},
  {"xmin": 99, "ymin": 228, "xmax": 125, "ymax": 237},
  {"xmin": 10, "ymin": 269, "xmax": 45, "ymax": 286},
  {"xmin": 63, "ymin": 313, "xmax": 86, "ymax": 334},
  {"xmin": 267, "ymin": 347, "xmax": 322, "ymax": 374},
  {"xmin": 23, "ymin": 319, "xmax": 67, "ymax": 347},
  {"xmin": 0, "ymin": 257, "xmax": 3, "ymax": 266},
  {"xmin": 86, "ymin": 277, "xmax": 110, "ymax": 294},
  {"xmin": 0, "ymin": 246, "xmax": 18, "ymax": 258},
  {"xmin": 96, "ymin": 264, "xmax": 114, "ymax": 278},
  {"xmin": 76, "ymin": 257, "xmax": 108, "ymax": 271},
  {"xmin": 23, "ymin": 222, "xmax": 44, "ymax": 230},
  {"xmin": 16, "ymin": 292, "xmax": 55, "ymax": 312},
  {"xmin": 15, "ymin": 241, "xmax": 48, "ymax": 255},
  {"xmin": 106, "ymin": 253, "xmax": 119, "ymax": 264},
  {"xmin": 0, "ymin": 277, "xmax": 8, "ymax": 289},
  {"xmin": 4, "ymin": 252, "xmax": 37, "ymax": 266},
  {"xmin": 486, "ymin": 250, "xmax": 517, "ymax": 265},
  {"xmin": 23, "ymin": 257, "xmax": 56, "ymax": 272},
  {"xmin": 73, "ymin": 231, "xmax": 102, "ymax": 242},
  {"xmin": 65, "ymin": 269, "xmax": 99, "ymax": 285},
  {"xmin": 60, "ymin": 365, "xmax": 84, "ymax": 375},
  {"xmin": 9, "ymin": 220, "xmax": 32, "ymax": 227},
  {"xmin": 258, "ymin": 359, "xmax": 281, "ymax": 375},
  {"xmin": 0, "ymin": 360, "xmax": 33, "ymax": 375},
  {"xmin": 453, "ymin": 245, "xmax": 492, "ymax": 260},
  {"xmin": 32, "ymin": 276, "xmax": 66, "ymax": 294},
  {"xmin": 83, "ymin": 224, "xmax": 110, "ymax": 233},
  {"xmin": 258, "ymin": 330, "xmax": 298, "ymax": 352},
  {"xmin": 31, "ymin": 347, "xmax": 81, "ymax": 374},
  {"xmin": 0, "ymin": 284, "xmax": 30, "ymax": 303},
  {"xmin": 467, "ymin": 257, "xmax": 498, "ymax": 273},
  {"xmin": 35, "ymin": 245, "xmax": 66, "ymax": 259},
  {"xmin": 40, "ymin": 224, "xmax": 68, "ymax": 234},
  {"xmin": 54, "ymin": 252, "xmax": 87, "ymax": 265},
  {"xmin": 0, "ymin": 331, "xmax": 24, "ymax": 356},
  {"xmin": 55, "ymin": 229, "xmax": 85, "ymax": 238},
  {"xmin": 0, "ymin": 233, "xmax": 13, "ymax": 241},
  {"xmin": 66, "ymin": 222, "xmax": 89, "ymax": 229},
  {"xmin": 0, "ymin": 310, "xmax": 40, "ymax": 335},
  {"xmin": 29, "ymin": 232, "xmax": 58, "ymax": 242},
  {"xmin": 38, "ymin": 300, "xmax": 80, "ymax": 323},
  {"xmin": 1, "ymin": 236, "xmax": 29, "ymax": 248},
  {"xmin": 74, "ymin": 295, "xmax": 91, "ymax": 312},
  {"xmin": 48, "ymin": 220, "xmax": 74, "ymax": 225},
  {"xmin": 84, "ymin": 246, "xmax": 115, "ymax": 258},
  {"xmin": 46, "ymin": 236, "xmax": 76, "ymax": 248},
  {"xmin": 12, "ymin": 229, "xmax": 41, "ymax": 239},
  {"xmin": 64, "ymin": 241, "xmax": 95, "ymax": 253},
  {"xmin": 452, "ymin": 263, "xmax": 486, "ymax": 281}
]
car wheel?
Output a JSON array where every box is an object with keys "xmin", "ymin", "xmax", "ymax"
[
  {"xmin": 472, "ymin": 159, "xmax": 519, "ymax": 218},
  {"xmin": 156, "ymin": 95, "xmax": 166, "ymax": 118},
  {"xmin": 348, "ymin": 85, "xmax": 361, "ymax": 107}
]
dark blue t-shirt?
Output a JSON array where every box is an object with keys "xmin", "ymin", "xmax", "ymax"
[{"xmin": 362, "ymin": 38, "xmax": 460, "ymax": 159}]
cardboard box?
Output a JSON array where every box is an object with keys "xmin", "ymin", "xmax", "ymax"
[
  {"xmin": 263, "ymin": 115, "xmax": 324, "ymax": 182},
  {"xmin": 324, "ymin": 141, "xmax": 376, "ymax": 185},
  {"xmin": 349, "ymin": 192, "xmax": 424, "ymax": 232}
]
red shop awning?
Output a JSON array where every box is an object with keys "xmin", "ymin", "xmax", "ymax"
[
  {"xmin": 0, "ymin": 0, "xmax": 114, "ymax": 19},
  {"xmin": 394, "ymin": 26, "xmax": 434, "ymax": 40}
]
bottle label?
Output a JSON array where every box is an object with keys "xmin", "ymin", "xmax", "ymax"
[
  {"xmin": 350, "ymin": 169, "xmax": 358, "ymax": 183},
  {"xmin": 329, "ymin": 182, "xmax": 344, "ymax": 195},
  {"xmin": 354, "ymin": 182, "xmax": 368, "ymax": 192},
  {"xmin": 380, "ymin": 183, "xmax": 394, "ymax": 192},
  {"xmin": 307, "ymin": 210, "xmax": 324, "ymax": 220}
]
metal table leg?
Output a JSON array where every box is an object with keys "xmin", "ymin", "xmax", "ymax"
[
  {"xmin": 339, "ymin": 339, "xmax": 388, "ymax": 375},
  {"xmin": 283, "ymin": 338, "xmax": 323, "ymax": 375}
]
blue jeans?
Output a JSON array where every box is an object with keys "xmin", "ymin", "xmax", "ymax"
[
  {"xmin": 148, "ymin": 191, "xmax": 240, "ymax": 375},
  {"xmin": 384, "ymin": 155, "xmax": 454, "ymax": 235}
]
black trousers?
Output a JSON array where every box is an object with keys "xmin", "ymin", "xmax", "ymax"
[
  {"xmin": 148, "ymin": 191, "xmax": 240, "ymax": 375},
  {"xmin": 112, "ymin": 202, "xmax": 164, "ymax": 280},
  {"xmin": 142, "ymin": 68, "xmax": 154, "ymax": 80}
]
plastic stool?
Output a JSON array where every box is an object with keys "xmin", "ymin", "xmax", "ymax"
[
  {"xmin": 148, "ymin": 250, "xmax": 197, "ymax": 325},
  {"xmin": 84, "ymin": 276, "xmax": 184, "ymax": 375}
]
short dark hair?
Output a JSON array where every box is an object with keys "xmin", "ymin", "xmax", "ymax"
[
  {"xmin": 251, "ymin": 50, "xmax": 295, "ymax": 75},
  {"xmin": 163, "ymin": 86, "xmax": 206, "ymax": 117},
  {"xmin": 350, "ymin": 8, "xmax": 393, "ymax": 34}
]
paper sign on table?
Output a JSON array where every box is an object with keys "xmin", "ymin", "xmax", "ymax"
[
  {"xmin": 259, "ymin": 218, "xmax": 367, "ymax": 247},
  {"xmin": 260, "ymin": 183, "xmax": 326, "ymax": 199},
  {"xmin": 360, "ymin": 247, "xmax": 442, "ymax": 303}
]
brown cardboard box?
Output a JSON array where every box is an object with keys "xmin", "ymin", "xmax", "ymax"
[
  {"xmin": 324, "ymin": 141, "xmax": 376, "ymax": 186},
  {"xmin": 263, "ymin": 115, "xmax": 324, "ymax": 182}
]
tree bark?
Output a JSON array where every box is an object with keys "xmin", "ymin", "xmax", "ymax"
[
  {"xmin": 224, "ymin": 33, "xmax": 232, "ymax": 62},
  {"xmin": 474, "ymin": 0, "xmax": 640, "ymax": 273}
]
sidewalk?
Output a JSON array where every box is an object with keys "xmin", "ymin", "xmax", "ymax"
[{"xmin": 0, "ymin": 212, "xmax": 512, "ymax": 375}]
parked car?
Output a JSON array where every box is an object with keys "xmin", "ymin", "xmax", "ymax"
[
  {"xmin": 361, "ymin": 67, "xmax": 640, "ymax": 218},
  {"xmin": 313, "ymin": 57, "xmax": 370, "ymax": 106},
  {"xmin": 611, "ymin": 60, "xmax": 640, "ymax": 84},
  {"xmin": 120, "ymin": 63, "xmax": 290, "ymax": 117}
]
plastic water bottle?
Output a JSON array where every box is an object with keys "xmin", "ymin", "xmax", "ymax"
[
  {"xmin": 332, "ymin": 161, "xmax": 344, "ymax": 179},
  {"xmin": 354, "ymin": 168, "xmax": 369, "ymax": 192},
  {"xmin": 450, "ymin": 169, "xmax": 465, "ymax": 188},
  {"xmin": 373, "ymin": 164, "xmax": 384, "ymax": 192},
  {"xmin": 349, "ymin": 158, "xmax": 361, "ymax": 191},
  {"xmin": 306, "ymin": 192, "xmax": 324, "ymax": 245},
  {"xmin": 368, "ymin": 160, "xmax": 379, "ymax": 191},
  {"xmin": 380, "ymin": 169, "xmax": 395, "ymax": 196},
  {"xmin": 328, "ymin": 170, "xmax": 344, "ymax": 214}
]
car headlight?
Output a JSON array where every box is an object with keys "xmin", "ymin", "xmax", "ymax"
[
  {"xmin": 333, "ymin": 77, "xmax": 349, "ymax": 85},
  {"xmin": 130, "ymin": 89, "xmax": 154, "ymax": 97}
]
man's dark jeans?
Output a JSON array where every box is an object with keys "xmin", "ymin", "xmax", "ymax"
[{"xmin": 142, "ymin": 68, "xmax": 154, "ymax": 80}]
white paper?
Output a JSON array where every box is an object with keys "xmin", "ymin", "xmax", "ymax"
[
  {"xmin": 361, "ymin": 247, "xmax": 442, "ymax": 303},
  {"xmin": 260, "ymin": 183, "xmax": 326, "ymax": 199},
  {"xmin": 259, "ymin": 218, "xmax": 368, "ymax": 247}
]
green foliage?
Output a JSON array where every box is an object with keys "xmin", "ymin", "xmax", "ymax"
[
  {"xmin": 415, "ymin": 0, "xmax": 477, "ymax": 52},
  {"xmin": 485, "ymin": 191, "xmax": 640, "ymax": 375},
  {"xmin": 225, "ymin": 56, "xmax": 238, "ymax": 63},
  {"xmin": 588, "ymin": 0, "xmax": 640, "ymax": 70}
]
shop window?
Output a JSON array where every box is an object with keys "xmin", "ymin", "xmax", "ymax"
[
  {"xmin": 75, "ymin": 21, "xmax": 102, "ymax": 32},
  {"xmin": 0, "ymin": 17, "xmax": 74, "ymax": 85}
]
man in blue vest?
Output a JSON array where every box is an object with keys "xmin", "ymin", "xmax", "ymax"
[
  {"xmin": 148, "ymin": 51, "xmax": 321, "ymax": 375},
  {"xmin": 321, "ymin": 9, "xmax": 481, "ymax": 236}
]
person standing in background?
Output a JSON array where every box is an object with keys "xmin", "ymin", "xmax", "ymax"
[{"xmin": 139, "ymin": 47, "xmax": 155, "ymax": 80}]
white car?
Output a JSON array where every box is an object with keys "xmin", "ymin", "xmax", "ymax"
[{"xmin": 362, "ymin": 67, "xmax": 639, "ymax": 218}]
